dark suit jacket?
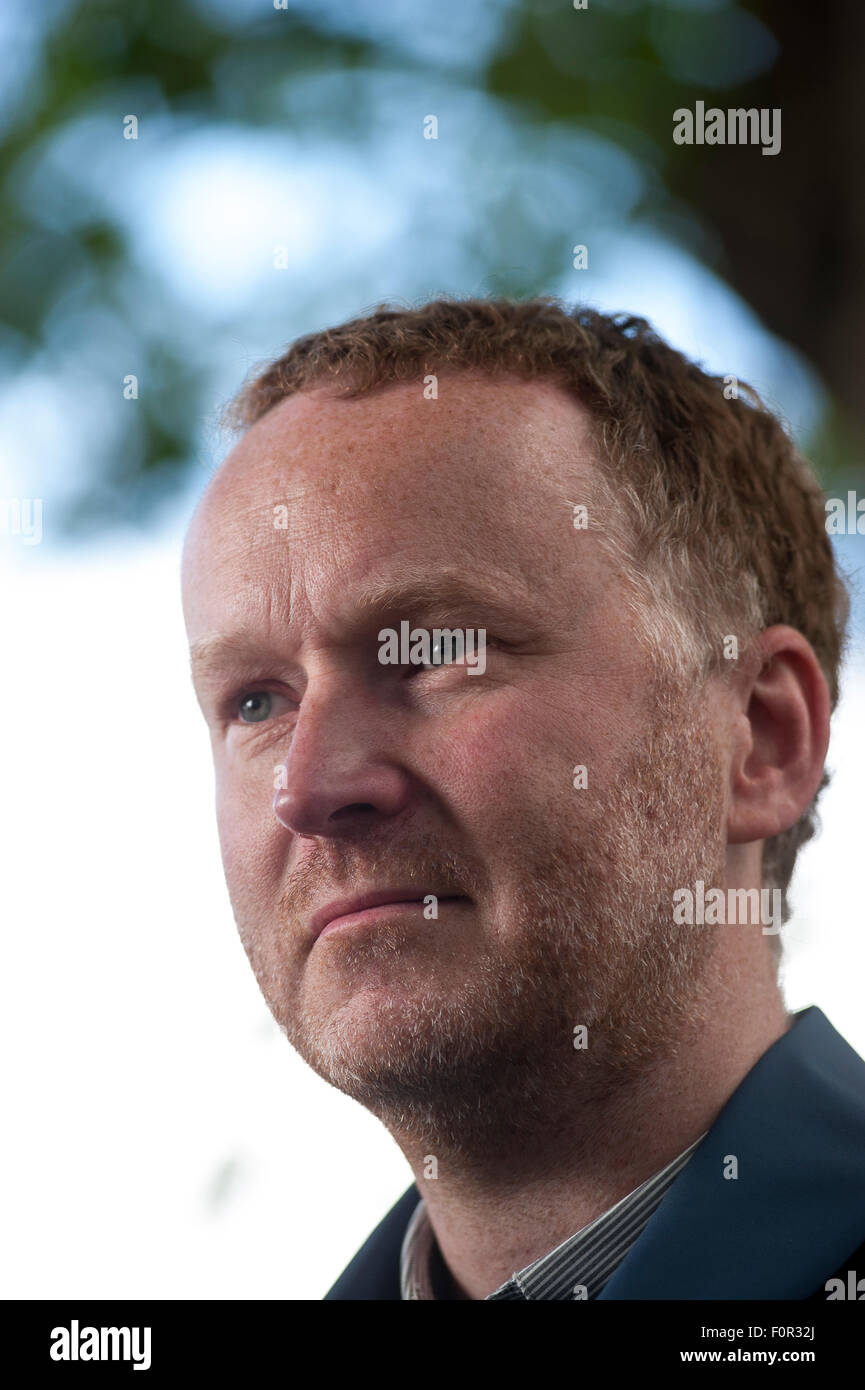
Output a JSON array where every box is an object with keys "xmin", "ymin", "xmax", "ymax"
[{"xmin": 324, "ymin": 1006, "xmax": 865, "ymax": 1299}]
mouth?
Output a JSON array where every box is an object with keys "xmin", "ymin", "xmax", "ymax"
[{"xmin": 311, "ymin": 889, "xmax": 470, "ymax": 941}]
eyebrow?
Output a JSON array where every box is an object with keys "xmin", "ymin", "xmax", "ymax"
[
  {"xmin": 350, "ymin": 573, "xmax": 534, "ymax": 625},
  {"xmin": 189, "ymin": 632, "xmax": 274, "ymax": 683},
  {"xmin": 189, "ymin": 572, "xmax": 537, "ymax": 681}
]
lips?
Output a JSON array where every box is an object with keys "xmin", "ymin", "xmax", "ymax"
[{"xmin": 310, "ymin": 888, "xmax": 465, "ymax": 940}]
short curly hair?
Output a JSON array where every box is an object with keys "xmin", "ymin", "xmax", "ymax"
[{"xmin": 223, "ymin": 295, "xmax": 850, "ymax": 942}]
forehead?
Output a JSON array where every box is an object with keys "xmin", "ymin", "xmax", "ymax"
[{"xmin": 182, "ymin": 372, "xmax": 600, "ymax": 641}]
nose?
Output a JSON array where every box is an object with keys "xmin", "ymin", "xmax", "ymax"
[{"xmin": 272, "ymin": 679, "xmax": 414, "ymax": 837}]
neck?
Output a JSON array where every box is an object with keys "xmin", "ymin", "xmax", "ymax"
[{"xmin": 389, "ymin": 931, "xmax": 790, "ymax": 1299}]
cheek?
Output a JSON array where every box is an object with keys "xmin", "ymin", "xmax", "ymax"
[
  {"xmin": 214, "ymin": 757, "xmax": 286, "ymax": 905},
  {"xmin": 431, "ymin": 693, "xmax": 573, "ymax": 826},
  {"xmin": 433, "ymin": 680, "xmax": 626, "ymax": 843}
]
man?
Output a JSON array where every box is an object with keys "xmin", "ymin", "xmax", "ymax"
[{"xmin": 182, "ymin": 297, "xmax": 865, "ymax": 1300}]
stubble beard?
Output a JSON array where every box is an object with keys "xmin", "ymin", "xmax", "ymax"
[{"xmin": 264, "ymin": 678, "xmax": 727, "ymax": 1169}]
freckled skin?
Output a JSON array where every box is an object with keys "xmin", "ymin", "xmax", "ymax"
[
  {"xmin": 183, "ymin": 376, "xmax": 657, "ymax": 1077},
  {"xmin": 182, "ymin": 370, "xmax": 816, "ymax": 1298}
]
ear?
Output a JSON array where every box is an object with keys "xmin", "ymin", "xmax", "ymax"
[{"xmin": 727, "ymin": 626, "xmax": 831, "ymax": 846}]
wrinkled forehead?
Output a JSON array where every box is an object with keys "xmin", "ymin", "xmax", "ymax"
[{"xmin": 181, "ymin": 374, "xmax": 602, "ymax": 636}]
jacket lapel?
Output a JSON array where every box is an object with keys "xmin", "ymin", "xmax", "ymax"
[
  {"xmin": 324, "ymin": 1183, "xmax": 420, "ymax": 1299},
  {"xmin": 598, "ymin": 1007, "xmax": 865, "ymax": 1299}
]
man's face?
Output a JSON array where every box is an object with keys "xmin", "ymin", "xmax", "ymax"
[{"xmin": 182, "ymin": 372, "xmax": 727, "ymax": 1152}]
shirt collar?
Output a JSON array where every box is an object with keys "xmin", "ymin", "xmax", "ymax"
[{"xmin": 400, "ymin": 1131, "xmax": 707, "ymax": 1300}]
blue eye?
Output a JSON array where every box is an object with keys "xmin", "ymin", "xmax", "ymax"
[
  {"xmin": 238, "ymin": 692, "xmax": 273, "ymax": 723},
  {"xmin": 411, "ymin": 635, "xmax": 494, "ymax": 672},
  {"xmin": 419, "ymin": 636, "xmax": 459, "ymax": 668}
]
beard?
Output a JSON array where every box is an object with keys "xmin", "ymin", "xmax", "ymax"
[{"xmin": 239, "ymin": 676, "xmax": 727, "ymax": 1173}]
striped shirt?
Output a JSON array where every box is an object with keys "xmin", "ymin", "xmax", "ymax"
[{"xmin": 400, "ymin": 1131, "xmax": 707, "ymax": 1299}]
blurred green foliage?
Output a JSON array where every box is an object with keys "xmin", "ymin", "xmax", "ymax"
[{"xmin": 1, "ymin": 0, "xmax": 861, "ymax": 531}]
